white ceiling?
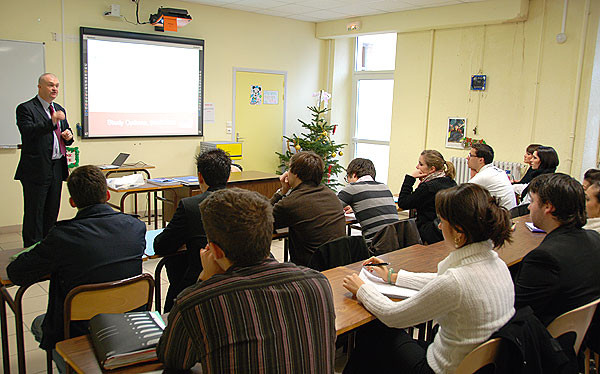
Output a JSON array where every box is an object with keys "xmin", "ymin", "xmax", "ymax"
[{"xmin": 184, "ymin": 0, "xmax": 485, "ymax": 22}]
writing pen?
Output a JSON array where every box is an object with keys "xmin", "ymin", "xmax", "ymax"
[{"xmin": 363, "ymin": 263, "xmax": 390, "ymax": 267}]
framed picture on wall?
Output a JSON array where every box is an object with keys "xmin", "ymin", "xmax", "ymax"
[{"xmin": 446, "ymin": 118, "xmax": 466, "ymax": 149}]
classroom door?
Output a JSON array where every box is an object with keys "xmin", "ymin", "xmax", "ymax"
[{"xmin": 234, "ymin": 70, "xmax": 285, "ymax": 173}]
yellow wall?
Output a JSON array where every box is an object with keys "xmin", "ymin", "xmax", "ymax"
[
  {"xmin": 325, "ymin": 0, "xmax": 599, "ymax": 193},
  {"xmin": 0, "ymin": 0, "xmax": 326, "ymax": 227}
]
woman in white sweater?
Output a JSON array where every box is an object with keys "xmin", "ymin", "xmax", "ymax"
[{"xmin": 342, "ymin": 184, "xmax": 515, "ymax": 374}]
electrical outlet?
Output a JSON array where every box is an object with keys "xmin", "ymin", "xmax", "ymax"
[{"xmin": 226, "ymin": 128, "xmax": 232, "ymax": 134}]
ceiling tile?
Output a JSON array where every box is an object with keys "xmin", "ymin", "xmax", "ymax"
[
  {"xmin": 369, "ymin": 0, "xmax": 417, "ymax": 12},
  {"xmin": 232, "ymin": 0, "xmax": 291, "ymax": 9},
  {"xmin": 268, "ymin": 3, "xmax": 320, "ymax": 14}
]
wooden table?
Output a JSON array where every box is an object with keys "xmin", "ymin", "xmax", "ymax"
[
  {"xmin": 325, "ymin": 216, "xmax": 546, "ymax": 336},
  {"xmin": 162, "ymin": 171, "xmax": 280, "ymax": 222},
  {"xmin": 55, "ymin": 335, "xmax": 202, "ymax": 373},
  {"xmin": 101, "ymin": 164, "xmax": 155, "ymax": 179},
  {"xmin": 108, "ymin": 183, "xmax": 182, "ymax": 229}
]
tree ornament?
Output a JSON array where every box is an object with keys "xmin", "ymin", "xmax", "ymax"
[
  {"xmin": 339, "ymin": 151, "xmax": 343, "ymax": 156},
  {"xmin": 295, "ymin": 144, "xmax": 301, "ymax": 151}
]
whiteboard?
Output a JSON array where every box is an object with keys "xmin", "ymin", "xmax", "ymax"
[{"xmin": 0, "ymin": 39, "xmax": 45, "ymax": 147}]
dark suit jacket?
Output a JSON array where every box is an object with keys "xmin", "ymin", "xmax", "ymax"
[
  {"xmin": 154, "ymin": 185, "xmax": 226, "ymax": 291},
  {"xmin": 271, "ymin": 182, "xmax": 346, "ymax": 266},
  {"xmin": 14, "ymin": 96, "xmax": 74, "ymax": 183},
  {"xmin": 7, "ymin": 204, "xmax": 146, "ymax": 350},
  {"xmin": 514, "ymin": 225, "xmax": 600, "ymax": 326}
]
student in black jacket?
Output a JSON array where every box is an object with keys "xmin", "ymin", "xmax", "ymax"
[
  {"xmin": 7, "ymin": 165, "xmax": 145, "ymax": 372},
  {"xmin": 153, "ymin": 149, "xmax": 231, "ymax": 312},
  {"xmin": 397, "ymin": 150, "xmax": 456, "ymax": 244}
]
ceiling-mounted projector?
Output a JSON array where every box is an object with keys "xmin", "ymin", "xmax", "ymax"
[{"xmin": 149, "ymin": 7, "xmax": 191, "ymax": 32}]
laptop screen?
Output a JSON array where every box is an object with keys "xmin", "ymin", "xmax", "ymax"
[{"xmin": 111, "ymin": 153, "xmax": 130, "ymax": 166}]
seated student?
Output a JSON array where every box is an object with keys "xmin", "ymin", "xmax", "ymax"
[
  {"xmin": 342, "ymin": 184, "xmax": 515, "ymax": 374},
  {"xmin": 518, "ymin": 145, "xmax": 559, "ymax": 201},
  {"xmin": 270, "ymin": 151, "xmax": 346, "ymax": 266},
  {"xmin": 7, "ymin": 165, "xmax": 145, "ymax": 372},
  {"xmin": 514, "ymin": 173, "xmax": 600, "ymax": 326},
  {"xmin": 584, "ymin": 181, "xmax": 600, "ymax": 233},
  {"xmin": 467, "ymin": 143, "xmax": 517, "ymax": 210},
  {"xmin": 153, "ymin": 149, "xmax": 231, "ymax": 312},
  {"xmin": 338, "ymin": 158, "xmax": 398, "ymax": 244},
  {"xmin": 157, "ymin": 188, "xmax": 336, "ymax": 372},
  {"xmin": 583, "ymin": 168, "xmax": 600, "ymax": 190},
  {"xmin": 397, "ymin": 150, "xmax": 457, "ymax": 244},
  {"xmin": 513, "ymin": 143, "xmax": 541, "ymax": 184}
]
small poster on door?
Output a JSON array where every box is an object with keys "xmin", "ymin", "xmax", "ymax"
[
  {"xmin": 446, "ymin": 117, "xmax": 466, "ymax": 149},
  {"xmin": 250, "ymin": 85, "xmax": 262, "ymax": 105},
  {"xmin": 264, "ymin": 90, "xmax": 279, "ymax": 105}
]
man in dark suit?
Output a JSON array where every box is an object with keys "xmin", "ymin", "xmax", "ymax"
[
  {"xmin": 154, "ymin": 148, "xmax": 232, "ymax": 312},
  {"xmin": 7, "ymin": 165, "xmax": 145, "ymax": 372},
  {"xmin": 514, "ymin": 173, "xmax": 600, "ymax": 326},
  {"xmin": 15, "ymin": 73, "xmax": 74, "ymax": 247}
]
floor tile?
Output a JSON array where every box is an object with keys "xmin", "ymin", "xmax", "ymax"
[{"xmin": 0, "ymin": 233, "xmax": 21, "ymax": 245}]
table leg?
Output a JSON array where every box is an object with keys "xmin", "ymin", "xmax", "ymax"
[
  {"xmin": 154, "ymin": 191, "xmax": 158, "ymax": 230},
  {"xmin": 0, "ymin": 286, "xmax": 11, "ymax": 374},
  {"xmin": 154, "ymin": 257, "xmax": 169, "ymax": 313},
  {"xmin": 15, "ymin": 286, "xmax": 29, "ymax": 374}
]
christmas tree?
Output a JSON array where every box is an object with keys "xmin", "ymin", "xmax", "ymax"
[{"xmin": 276, "ymin": 90, "xmax": 346, "ymax": 189}]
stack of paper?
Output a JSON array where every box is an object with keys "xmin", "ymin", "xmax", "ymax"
[
  {"xmin": 359, "ymin": 268, "xmax": 418, "ymax": 299},
  {"xmin": 525, "ymin": 222, "xmax": 545, "ymax": 233}
]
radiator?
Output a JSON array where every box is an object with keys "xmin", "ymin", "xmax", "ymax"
[{"xmin": 450, "ymin": 157, "xmax": 523, "ymax": 184}]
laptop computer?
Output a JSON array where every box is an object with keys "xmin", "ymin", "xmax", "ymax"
[{"xmin": 98, "ymin": 153, "xmax": 130, "ymax": 169}]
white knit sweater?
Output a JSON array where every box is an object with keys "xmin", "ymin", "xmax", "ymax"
[
  {"xmin": 584, "ymin": 217, "xmax": 600, "ymax": 234},
  {"xmin": 356, "ymin": 240, "xmax": 515, "ymax": 374}
]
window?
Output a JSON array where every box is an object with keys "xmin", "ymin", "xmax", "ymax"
[{"xmin": 352, "ymin": 33, "xmax": 396, "ymax": 184}]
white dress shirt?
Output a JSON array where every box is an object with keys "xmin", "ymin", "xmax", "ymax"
[{"xmin": 37, "ymin": 95, "xmax": 62, "ymax": 160}]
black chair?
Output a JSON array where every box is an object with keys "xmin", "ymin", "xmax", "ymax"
[
  {"xmin": 369, "ymin": 219, "xmax": 422, "ymax": 256},
  {"xmin": 307, "ymin": 236, "xmax": 370, "ymax": 271},
  {"xmin": 509, "ymin": 204, "xmax": 529, "ymax": 218}
]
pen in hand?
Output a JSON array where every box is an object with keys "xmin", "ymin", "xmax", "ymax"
[{"xmin": 363, "ymin": 263, "xmax": 390, "ymax": 267}]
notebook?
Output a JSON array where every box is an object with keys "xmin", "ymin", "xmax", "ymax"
[
  {"xmin": 89, "ymin": 311, "xmax": 166, "ymax": 370},
  {"xmin": 98, "ymin": 153, "xmax": 130, "ymax": 169}
]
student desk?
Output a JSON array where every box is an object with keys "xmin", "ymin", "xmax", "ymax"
[
  {"xmin": 55, "ymin": 335, "xmax": 202, "ymax": 373},
  {"xmin": 162, "ymin": 171, "xmax": 280, "ymax": 222},
  {"xmin": 108, "ymin": 183, "xmax": 182, "ymax": 229},
  {"xmin": 325, "ymin": 216, "xmax": 546, "ymax": 336},
  {"xmin": 100, "ymin": 164, "xmax": 155, "ymax": 179}
]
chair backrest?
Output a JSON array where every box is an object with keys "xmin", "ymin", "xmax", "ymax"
[
  {"xmin": 307, "ymin": 235, "xmax": 370, "ymax": 271},
  {"xmin": 546, "ymin": 297, "xmax": 600, "ymax": 353},
  {"xmin": 63, "ymin": 273, "xmax": 155, "ymax": 339},
  {"xmin": 509, "ymin": 204, "xmax": 529, "ymax": 218},
  {"xmin": 369, "ymin": 219, "xmax": 422, "ymax": 255},
  {"xmin": 455, "ymin": 338, "xmax": 503, "ymax": 374}
]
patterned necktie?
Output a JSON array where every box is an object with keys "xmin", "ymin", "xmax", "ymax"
[{"xmin": 49, "ymin": 104, "xmax": 66, "ymax": 157}]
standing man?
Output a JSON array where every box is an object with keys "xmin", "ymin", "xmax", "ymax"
[
  {"xmin": 15, "ymin": 73, "xmax": 74, "ymax": 247},
  {"xmin": 467, "ymin": 143, "xmax": 516, "ymax": 210},
  {"xmin": 153, "ymin": 148, "xmax": 231, "ymax": 312}
]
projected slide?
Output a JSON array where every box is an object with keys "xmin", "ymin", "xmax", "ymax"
[{"xmin": 81, "ymin": 28, "xmax": 204, "ymax": 138}]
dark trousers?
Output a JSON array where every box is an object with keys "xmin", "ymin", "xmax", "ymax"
[
  {"xmin": 344, "ymin": 319, "xmax": 435, "ymax": 374},
  {"xmin": 163, "ymin": 251, "xmax": 202, "ymax": 312},
  {"xmin": 21, "ymin": 158, "xmax": 64, "ymax": 247}
]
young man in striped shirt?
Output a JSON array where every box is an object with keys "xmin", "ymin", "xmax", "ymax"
[
  {"xmin": 338, "ymin": 158, "xmax": 399, "ymax": 244},
  {"xmin": 157, "ymin": 188, "xmax": 336, "ymax": 373}
]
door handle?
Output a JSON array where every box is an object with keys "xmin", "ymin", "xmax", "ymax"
[{"xmin": 236, "ymin": 132, "xmax": 245, "ymax": 142}]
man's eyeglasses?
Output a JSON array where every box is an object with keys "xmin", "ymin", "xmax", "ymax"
[{"xmin": 344, "ymin": 174, "xmax": 349, "ymax": 183}]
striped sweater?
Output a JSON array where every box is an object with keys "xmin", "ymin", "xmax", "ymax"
[
  {"xmin": 338, "ymin": 176, "xmax": 399, "ymax": 242},
  {"xmin": 156, "ymin": 258, "xmax": 336, "ymax": 373}
]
